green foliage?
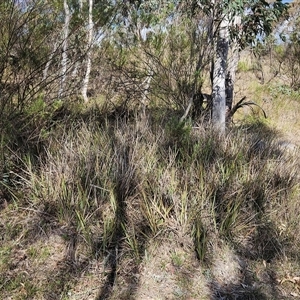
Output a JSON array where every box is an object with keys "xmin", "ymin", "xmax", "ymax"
[
  {"xmin": 197, "ymin": 0, "xmax": 288, "ymax": 49},
  {"xmin": 269, "ymin": 84, "xmax": 300, "ymax": 99},
  {"xmin": 193, "ymin": 218, "xmax": 207, "ymax": 261},
  {"xmin": 237, "ymin": 60, "xmax": 251, "ymax": 72},
  {"xmin": 165, "ymin": 117, "xmax": 192, "ymax": 148},
  {"xmin": 0, "ymin": 0, "xmax": 300, "ymax": 298},
  {"xmin": 274, "ymin": 44, "xmax": 285, "ymax": 57},
  {"xmin": 240, "ymin": 0, "xmax": 289, "ymax": 48},
  {"xmin": 1, "ymin": 102, "xmax": 300, "ymax": 298}
]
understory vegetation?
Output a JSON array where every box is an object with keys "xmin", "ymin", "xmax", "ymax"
[
  {"xmin": 1, "ymin": 1, "xmax": 300, "ymax": 299},
  {"xmin": 1, "ymin": 89, "xmax": 300, "ymax": 299}
]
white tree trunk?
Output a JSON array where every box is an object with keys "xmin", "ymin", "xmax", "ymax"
[
  {"xmin": 43, "ymin": 42, "xmax": 58, "ymax": 82},
  {"xmin": 71, "ymin": 61, "xmax": 79, "ymax": 79},
  {"xmin": 225, "ymin": 16, "xmax": 241, "ymax": 119},
  {"xmin": 82, "ymin": 0, "xmax": 94, "ymax": 103},
  {"xmin": 225, "ymin": 41, "xmax": 239, "ymax": 113},
  {"xmin": 79, "ymin": 0, "xmax": 83, "ymax": 11},
  {"xmin": 212, "ymin": 15, "xmax": 229, "ymax": 134},
  {"xmin": 140, "ymin": 69, "xmax": 153, "ymax": 114},
  {"xmin": 59, "ymin": 0, "xmax": 71, "ymax": 98}
]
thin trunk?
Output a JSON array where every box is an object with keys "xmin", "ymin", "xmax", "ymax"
[
  {"xmin": 141, "ymin": 69, "xmax": 153, "ymax": 114},
  {"xmin": 225, "ymin": 16, "xmax": 241, "ymax": 121},
  {"xmin": 59, "ymin": 0, "xmax": 71, "ymax": 98},
  {"xmin": 79, "ymin": 0, "xmax": 83, "ymax": 11},
  {"xmin": 225, "ymin": 40, "xmax": 239, "ymax": 113},
  {"xmin": 71, "ymin": 61, "xmax": 79, "ymax": 79},
  {"xmin": 180, "ymin": 96, "xmax": 194, "ymax": 122},
  {"xmin": 43, "ymin": 42, "xmax": 58, "ymax": 82},
  {"xmin": 82, "ymin": 0, "xmax": 93, "ymax": 103},
  {"xmin": 212, "ymin": 15, "xmax": 229, "ymax": 134}
]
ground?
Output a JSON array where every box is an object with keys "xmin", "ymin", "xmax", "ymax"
[{"xmin": 1, "ymin": 58, "xmax": 300, "ymax": 299}]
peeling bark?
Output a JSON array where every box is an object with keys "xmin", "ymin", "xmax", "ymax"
[
  {"xmin": 82, "ymin": 0, "xmax": 94, "ymax": 103},
  {"xmin": 225, "ymin": 16, "xmax": 241, "ymax": 120},
  {"xmin": 59, "ymin": 0, "xmax": 71, "ymax": 98},
  {"xmin": 212, "ymin": 15, "xmax": 229, "ymax": 134}
]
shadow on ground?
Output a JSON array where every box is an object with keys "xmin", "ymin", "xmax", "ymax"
[{"xmin": 0, "ymin": 106, "xmax": 299, "ymax": 299}]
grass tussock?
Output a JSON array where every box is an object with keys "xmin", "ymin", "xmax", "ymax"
[{"xmin": 0, "ymin": 103, "xmax": 300, "ymax": 299}]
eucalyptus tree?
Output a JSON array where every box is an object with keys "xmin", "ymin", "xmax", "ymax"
[
  {"xmin": 42, "ymin": 0, "xmax": 115, "ymax": 101},
  {"xmin": 111, "ymin": 0, "xmax": 215, "ymax": 115},
  {"xmin": 205, "ymin": 0, "xmax": 289, "ymax": 133},
  {"xmin": 106, "ymin": 0, "xmax": 175, "ymax": 110},
  {"xmin": 120, "ymin": 0, "xmax": 288, "ymax": 130},
  {"xmin": 59, "ymin": 0, "xmax": 72, "ymax": 98},
  {"xmin": 81, "ymin": 0, "xmax": 93, "ymax": 102},
  {"xmin": 87, "ymin": 0, "xmax": 287, "ymax": 125},
  {"xmin": 79, "ymin": 0, "xmax": 116, "ymax": 102}
]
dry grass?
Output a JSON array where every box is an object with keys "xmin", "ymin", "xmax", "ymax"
[{"xmin": 1, "ymin": 62, "xmax": 300, "ymax": 300}]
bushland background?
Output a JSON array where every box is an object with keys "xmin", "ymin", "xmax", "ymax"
[{"xmin": 0, "ymin": 1, "xmax": 300, "ymax": 299}]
